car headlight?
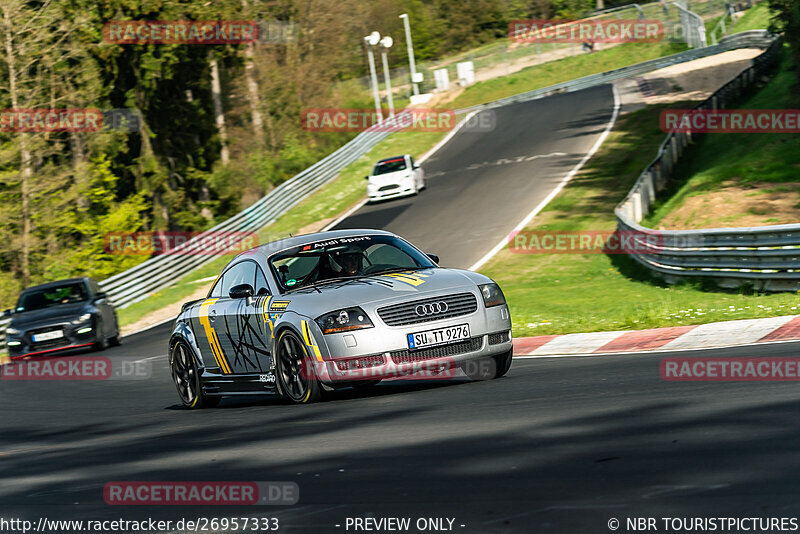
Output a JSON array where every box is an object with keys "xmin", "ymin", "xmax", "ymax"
[
  {"xmin": 72, "ymin": 313, "xmax": 92, "ymax": 325},
  {"xmin": 479, "ymin": 283, "xmax": 506, "ymax": 307},
  {"xmin": 315, "ymin": 307, "xmax": 374, "ymax": 334},
  {"xmin": 5, "ymin": 327, "xmax": 19, "ymax": 336}
]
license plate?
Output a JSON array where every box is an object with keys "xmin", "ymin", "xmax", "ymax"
[
  {"xmin": 407, "ymin": 324, "xmax": 470, "ymax": 350},
  {"xmin": 33, "ymin": 330, "xmax": 63, "ymax": 342}
]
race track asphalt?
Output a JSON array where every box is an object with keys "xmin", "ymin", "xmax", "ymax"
[
  {"xmin": 2, "ymin": 324, "xmax": 799, "ymax": 532},
  {"xmin": 3, "ymin": 86, "xmax": 798, "ymax": 533},
  {"xmin": 333, "ymin": 84, "xmax": 617, "ymax": 269}
]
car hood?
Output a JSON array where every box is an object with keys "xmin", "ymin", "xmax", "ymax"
[
  {"xmin": 9, "ymin": 303, "xmax": 91, "ymax": 329},
  {"xmin": 282, "ymin": 268, "xmax": 490, "ymax": 314}
]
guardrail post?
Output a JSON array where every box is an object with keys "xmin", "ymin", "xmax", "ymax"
[
  {"xmin": 647, "ymin": 171, "xmax": 657, "ymax": 202},
  {"xmin": 653, "ymin": 165, "xmax": 665, "ymax": 192},
  {"xmin": 632, "ymin": 192, "xmax": 643, "ymax": 222}
]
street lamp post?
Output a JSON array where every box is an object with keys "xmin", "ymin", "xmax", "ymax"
[
  {"xmin": 364, "ymin": 31, "xmax": 383, "ymax": 123},
  {"xmin": 379, "ymin": 36, "xmax": 395, "ymax": 117},
  {"xmin": 399, "ymin": 14, "xmax": 419, "ymax": 96}
]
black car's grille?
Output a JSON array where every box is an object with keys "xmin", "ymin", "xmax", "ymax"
[
  {"xmin": 378, "ymin": 184, "xmax": 399, "ymax": 191},
  {"xmin": 377, "ymin": 293, "xmax": 478, "ymax": 327},
  {"xmin": 488, "ymin": 331, "xmax": 511, "ymax": 345},
  {"xmin": 390, "ymin": 337, "xmax": 483, "ymax": 364},
  {"xmin": 26, "ymin": 326, "xmax": 67, "ymax": 347}
]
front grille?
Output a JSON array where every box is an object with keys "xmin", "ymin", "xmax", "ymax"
[
  {"xmin": 378, "ymin": 293, "xmax": 478, "ymax": 327},
  {"xmin": 378, "ymin": 184, "xmax": 399, "ymax": 191},
  {"xmin": 488, "ymin": 331, "xmax": 511, "ymax": 345},
  {"xmin": 27, "ymin": 327, "xmax": 67, "ymax": 348},
  {"xmin": 334, "ymin": 355, "xmax": 386, "ymax": 371},
  {"xmin": 391, "ymin": 337, "xmax": 483, "ymax": 364}
]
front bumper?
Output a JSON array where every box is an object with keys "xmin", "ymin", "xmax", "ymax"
[
  {"xmin": 367, "ymin": 179, "xmax": 415, "ymax": 201},
  {"xmin": 7, "ymin": 321, "xmax": 98, "ymax": 359},
  {"xmin": 310, "ymin": 303, "xmax": 512, "ymax": 384}
]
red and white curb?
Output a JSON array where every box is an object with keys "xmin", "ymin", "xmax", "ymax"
[{"xmin": 513, "ymin": 315, "xmax": 800, "ymax": 357}]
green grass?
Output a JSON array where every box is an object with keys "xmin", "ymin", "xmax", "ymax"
[
  {"xmin": 480, "ymin": 45, "xmax": 800, "ymax": 338},
  {"xmin": 643, "ymin": 48, "xmax": 800, "ymax": 228},
  {"xmin": 730, "ymin": 1, "xmax": 773, "ymax": 32},
  {"xmin": 480, "ymin": 100, "xmax": 800, "ymax": 337},
  {"xmin": 118, "ymin": 129, "xmax": 449, "ymax": 328},
  {"xmin": 118, "ymin": 37, "xmax": 707, "ymax": 330},
  {"xmin": 450, "ymin": 41, "xmax": 688, "ymax": 110}
]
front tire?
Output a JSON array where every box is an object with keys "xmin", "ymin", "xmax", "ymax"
[
  {"xmin": 276, "ymin": 330, "xmax": 322, "ymax": 404},
  {"xmin": 93, "ymin": 320, "xmax": 108, "ymax": 352},
  {"xmin": 108, "ymin": 314, "xmax": 122, "ymax": 346},
  {"xmin": 493, "ymin": 348, "xmax": 513, "ymax": 378},
  {"xmin": 170, "ymin": 340, "xmax": 219, "ymax": 409},
  {"xmin": 463, "ymin": 349, "xmax": 513, "ymax": 380}
]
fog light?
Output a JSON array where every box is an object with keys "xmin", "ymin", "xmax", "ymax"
[
  {"xmin": 7, "ymin": 341, "xmax": 21, "ymax": 346},
  {"xmin": 77, "ymin": 327, "xmax": 92, "ymax": 334}
]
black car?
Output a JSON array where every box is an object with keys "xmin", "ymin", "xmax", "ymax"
[{"xmin": 4, "ymin": 277, "xmax": 121, "ymax": 360}]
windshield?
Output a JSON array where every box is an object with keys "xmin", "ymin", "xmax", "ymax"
[
  {"xmin": 372, "ymin": 157, "xmax": 407, "ymax": 176},
  {"xmin": 16, "ymin": 282, "xmax": 88, "ymax": 312},
  {"xmin": 269, "ymin": 235, "xmax": 434, "ymax": 291}
]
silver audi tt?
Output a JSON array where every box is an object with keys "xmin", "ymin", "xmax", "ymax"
[{"xmin": 168, "ymin": 229, "xmax": 512, "ymax": 407}]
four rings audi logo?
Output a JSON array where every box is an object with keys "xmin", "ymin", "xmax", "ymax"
[{"xmin": 415, "ymin": 302, "xmax": 449, "ymax": 316}]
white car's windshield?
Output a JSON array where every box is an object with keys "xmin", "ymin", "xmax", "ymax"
[{"xmin": 372, "ymin": 157, "xmax": 407, "ymax": 175}]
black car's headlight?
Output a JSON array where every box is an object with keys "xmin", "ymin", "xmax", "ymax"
[
  {"xmin": 315, "ymin": 307, "xmax": 374, "ymax": 334},
  {"xmin": 5, "ymin": 326, "xmax": 20, "ymax": 336},
  {"xmin": 479, "ymin": 283, "xmax": 506, "ymax": 308}
]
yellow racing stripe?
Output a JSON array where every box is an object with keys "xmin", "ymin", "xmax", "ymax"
[
  {"xmin": 301, "ymin": 320, "xmax": 323, "ymax": 362},
  {"xmin": 261, "ymin": 296, "xmax": 274, "ymax": 337},
  {"xmin": 198, "ymin": 299, "xmax": 231, "ymax": 374}
]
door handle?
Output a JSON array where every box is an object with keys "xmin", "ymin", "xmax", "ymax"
[{"xmin": 209, "ymin": 309, "xmax": 217, "ymax": 322}]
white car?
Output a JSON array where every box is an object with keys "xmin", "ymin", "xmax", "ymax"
[{"xmin": 366, "ymin": 154, "xmax": 425, "ymax": 202}]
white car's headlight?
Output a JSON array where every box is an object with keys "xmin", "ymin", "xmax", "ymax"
[
  {"xmin": 315, "ymin": 307, "xmax": 374, "ymax": 334},
  {"xmin": 479, "ymin": 283, "xmax": 506, "ymax": 308}
]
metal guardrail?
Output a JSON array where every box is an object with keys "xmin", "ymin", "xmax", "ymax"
[
  {"xmin": 0, "ymin": 30, "xmax": 777, "ymax": 350},
  {"xmin": 674, "ymin": 1, "xmax": 708, "ymax": 47},
  {"xmin": 456, "ymin": 30, "xmax": 774, "ymax": 115},
  {"xmin": 614, "ymin": 33, "xmax": 795, "ymax": 290}
]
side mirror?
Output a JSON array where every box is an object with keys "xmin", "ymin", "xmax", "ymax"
[
  {"xmin": 413, "ymin": 164, "xmax": 420, "ymax": 170},
  {"xmin": 229, "ymin": 283, "xmax": 254, "ymax": 299},
  {"xmin": 426, "ymin": 253, "xmax": 440, "ymax": 264},
  {"xmin": 364, "ymin": 175, "xmax": 370, "ymax": 180},
  {"xmin": 2, "ymin": 309, "xmax": 11, "ymax": 317},
  {"xmin": 94, "ymin": 292, "xmax": 107, "ymax": 301}
]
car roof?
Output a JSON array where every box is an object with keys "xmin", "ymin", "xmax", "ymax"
[
  {"xmin": 21, "ymin": 277, "xmax": 89, "ymax": 293},
  {"xmin": 376, "ymin": 155, "xmax": 408, "ymax": 163},
  {"xmin": 235, "ymin": 229, "xmax": 398, "ymax": 261}
]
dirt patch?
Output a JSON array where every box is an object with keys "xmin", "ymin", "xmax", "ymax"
[
  {"xmin": 655, "ymin": 180, "xmax": 800, "ymax": 230},
  {"xmin": 642, "ymin": 48, "xmax": 763, "ymax": 104},
  {"xmin": 617, "ymin": 48, "xmax": 764, "ymax": 112}
]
